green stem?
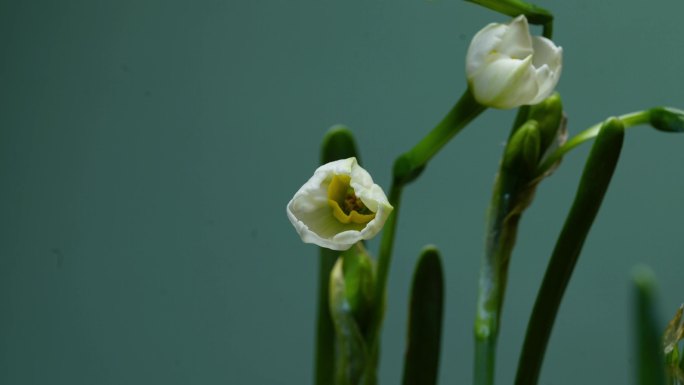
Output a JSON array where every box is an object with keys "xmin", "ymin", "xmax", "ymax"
[
  {"xmin": 315, "ymin": 249, "xmax": 338, "ymax": 385},
  {"xmin": 464, "ymin": 0, "xmax": 553, "ymax": 25},
  {"xmin": 366, "ymin": 184, "xmax": 403, "ymax": 349},
  {"xmin": 474, "ymin": 169, "xmax": 525, "ymax": 385},
  {"xmin": 395, "ymin": 89, "xmax": 486, "ymax": 184},
  {"xmin": 365, "ymin": 89, "xmax": 485, "ymax": 379},
  {"xmin": 360, "ymin": 184, "xmax": 402, "ymax": 385},
  {"xmin": 472, "ymin": 104, "xmax": 534, "ymax": 385},
  {"xmin": 542, "ymin": 21, "xmax": 553, "ymax": 39},
  {"xmin": 514, "ymin": 118, "xmax": 625, "ymax": 385},
  {"xmin": 537, "ymin": 110, "xmax": 650, "ymax": 174}
]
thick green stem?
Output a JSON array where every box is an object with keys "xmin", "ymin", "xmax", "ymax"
[
  {"xmin": 474, "ymin": 170, "xmax": 524, "ymax": 385},
  {"xmin": 394, "ymin": 90, "xmax": 486, "ymax": 184},
  {"xmin": 514, "ymin": 118, "xmax": 625, "ymax": 385},
  {"xmin": 472, "ymin": 104, "xmax": 536, "ymax": 385},
  {"xmin": 316, "ymin": 249, "xmax": 339, "ymax": 385},
  {"xmin": 372, "ymin": 184, "xmax": 404, "ymax": 342}
]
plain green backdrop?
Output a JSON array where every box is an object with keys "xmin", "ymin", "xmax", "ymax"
[{"xmin": 1, "ymin": 0, "xmax": 683, "ymax": 384}]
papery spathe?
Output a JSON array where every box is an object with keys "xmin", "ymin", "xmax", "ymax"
[
  {"xmin": 466, "ymin": 15, "xmax": 562, "ymax": 109},
  {"xmin": 287, "ymin": 157, "xmax": 393, "ymax": 251}
]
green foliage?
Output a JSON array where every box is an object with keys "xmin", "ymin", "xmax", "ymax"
[{"xmin": 402, "ymin": 247, "xmax": 445, "ymax": 385}]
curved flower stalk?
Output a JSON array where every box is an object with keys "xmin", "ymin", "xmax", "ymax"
[
  {"xmin": 287, "ymin": 157, "xmax": 393, "ymax": 251},
  {"xmin": 466, "ymin": 15, "xmax": 562, "ymax": 109}
]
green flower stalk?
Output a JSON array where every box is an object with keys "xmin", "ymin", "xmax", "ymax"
[
  {"xmin": 365, "ymin": 88, "xmax": 485, "ymax": 354},
  {"xmin": 464, "ymin": 0, "xmax": 553, "ymax": 25},
  {"xmin": 464, "ymin": 0, "xmax": 555, "ymax": 38},
  {"xmin": 474, "ymin": 94, "xmax": 564, "ymax": 385},
  {"xmin": 537, "ymin": 107, "xmax": 684, "ymax": 176},
  {"xmin": 474, "ymin": 122, "xmax": 540, "ymax": 385}
]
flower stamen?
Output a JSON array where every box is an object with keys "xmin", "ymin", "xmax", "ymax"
[{"xmin": 327, "ymin": 174, "xmax": 375, "ymax": 224}]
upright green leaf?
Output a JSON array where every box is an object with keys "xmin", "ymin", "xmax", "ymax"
[
  {"xmin": 402, "ymin": 246, "xmax": 445, "ymax": 385},
  {"xmin": 515, "ymin": 117, "xmax": 625, "ymax": 385},
  {"xmin": 632, "ymin": 265, "xmax": 666, "ymax": 385}
]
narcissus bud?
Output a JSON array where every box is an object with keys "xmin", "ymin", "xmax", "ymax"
[
  {"xmin": 502, "ymin": 120, "xmax": 541, "ymax": 177},
  {"xmin": 466, "ymin": 15, "xmax": 562, "ymax": 109}
]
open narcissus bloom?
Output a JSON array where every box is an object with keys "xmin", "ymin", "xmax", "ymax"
[
  {"xmin": 466, "ymin": 15, "xmax": 563, "ymax": 109},
  {"xmin": 287, "ymin": 157, "xmax": 393, "ymax": 251}
]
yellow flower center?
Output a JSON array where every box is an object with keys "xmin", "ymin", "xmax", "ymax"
[{"xmin": 327, "ymin": 174, "xmax": 375, "ymax": 225}]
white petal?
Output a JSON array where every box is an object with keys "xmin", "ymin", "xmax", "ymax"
[
  {"xmin": 528, "ymin": 37, "xmax": 562, "ymax": 104},
  {"xmin": 466, "ymin": 15, "xmax": 562, "ymax": 109},
  {"xmin": 528, "ymin": 64, "xmax": 555, "ymax": 104},
  {"xmin": 286, "ymin": 157, "xmax": 393, "ymax": 251},
  {"xmin": 496, "ymin": 15, "xmax": 533, "ymax": 59},
  {"xmin": 470, "ymin": 55, "xmax": 538, "ymax": 109},
  {"xmin": 358, "ymin": 202, "xmax": 392, "ymax": 241},
  {"xmin": 350, "ymin": 165, "xmax": 390, "ymax": 214},
  {"xmin": 466, "ymin": 23, "xmax": 508, "ymax": 78},
  {"xmin": 531, "ymin": 36, "xmax": 562, "ymax": 72}
]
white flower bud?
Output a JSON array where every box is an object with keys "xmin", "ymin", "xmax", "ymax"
[
  {"xmin": 287, "ymin": 157, "xmax": 393, "ymax": 251},
  {"xmin": 466, "ymin": 15, "xmax": 562, "ymax": 109}
]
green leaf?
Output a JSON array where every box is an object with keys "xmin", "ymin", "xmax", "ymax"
[
  {"xmin": 321, "ymin": 125, "xmax": 361, "ymax": 164},
  {"xmin": 632, "ymin": 265, "xmax": 666, "ymax": 385},
  {"xmin": 514, "ymin": 117, "xmax": 625, "ymax": 385},
  {"xmin": 402, "ymin": 246, "xmax": 445, "ymax": 385}
]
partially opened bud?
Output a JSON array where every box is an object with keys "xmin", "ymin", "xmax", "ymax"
[
  {"xmin": 287, "ymin": 157, "xmax": 393, "ymax": 251},
  {"xmin": 466, "ymin": 15, "xmax": 562, "ymax": 109}
]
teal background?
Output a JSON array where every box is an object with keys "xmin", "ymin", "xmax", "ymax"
[{"xmin": 1, "ymin": 0, "xmax": 683, "ymax": 384}]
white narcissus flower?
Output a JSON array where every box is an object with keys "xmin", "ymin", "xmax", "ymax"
[
  {"xmin": 287, "ymin": 157, "xmax": 393, "ymax": 251},
  {"xmin": 466, "ymin": 15, "xmax": 563, "ymax": 109}
]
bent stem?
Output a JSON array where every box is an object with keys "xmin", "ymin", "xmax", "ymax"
[
  {"xmin": 464, "ymin": 0, "xmax": 553, "ymax": 26},
  {"xmin": 537, "ymin": 110, "xmax": 651, "ymax": 174},
  {"xmin": 365, "ymin": 89, "xmax": 485, "ymax": 379}
]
